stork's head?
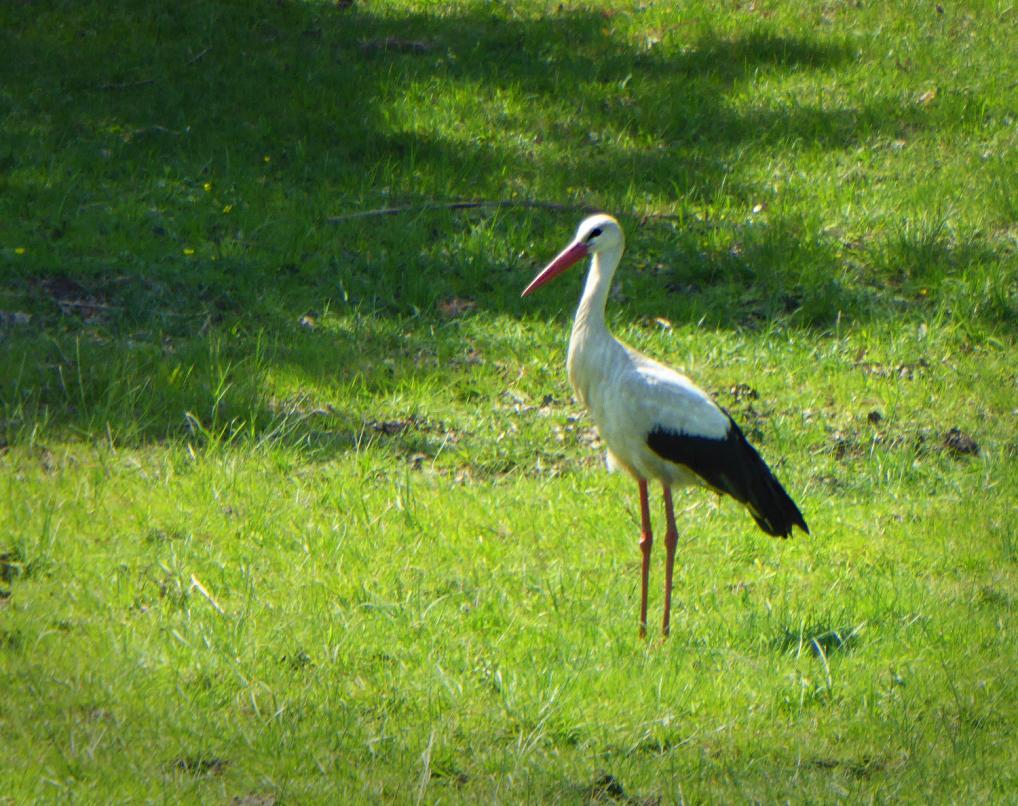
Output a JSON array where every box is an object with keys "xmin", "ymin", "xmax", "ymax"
[{"xmin": 522, "ymin": 214, "xmax": 624, "ymax": 297}]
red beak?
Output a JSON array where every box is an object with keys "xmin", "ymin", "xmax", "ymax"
[{"xmin": 521, "ymin": 241, "xmax": 589, "ymax": 297}]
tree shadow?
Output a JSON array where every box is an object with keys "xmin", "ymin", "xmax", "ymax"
[{"xmin": 0, "ymin": 0, "xmax": 983, "ymax": 448}]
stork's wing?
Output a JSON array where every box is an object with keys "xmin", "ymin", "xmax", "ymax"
[
  {"xmin": 622, "ymin": 352, "xmax": 731, "ymax": 440},
  {"xmin": 647, "ymin": 416, "xmax": 809, "ymax": 537},
  {"xmin": 629, "ymin": 355, "xmax": 808, "ymax": 538}
]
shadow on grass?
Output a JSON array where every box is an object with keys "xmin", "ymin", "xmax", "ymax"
[
  {"xmin": 0, "ymin": 1, "xmax": 1007, "ymax": 447},
  {"xmin": 771, "ymin": 618, "xmax": 864, "ymax": 658},
  {"xmin": 3, "ymin": 1, "xmax": 863, "ymax": 316}
]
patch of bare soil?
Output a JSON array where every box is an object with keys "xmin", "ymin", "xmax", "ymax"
[
  {"xmin": 822, "ymin": 418, "xmax": 981, "ymax": 462},
  {"xmin": 587, "ymin": 771, "xmax": 659, "ymax": 805},
  {"xmin": 943, "ymin": 427, "xmax": 979, "ymax": 457},
  {"xmin": 172, "ymin": 755, "xmax": 229, "ymax": 776},
  {"xmin": 33, "ymin": 275, "xmax": 114, "ymax": 322}
]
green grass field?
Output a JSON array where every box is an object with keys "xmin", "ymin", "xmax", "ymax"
[{"xmin": 1, "ymin": 0, "xmax": 1015, "ymax": 801}]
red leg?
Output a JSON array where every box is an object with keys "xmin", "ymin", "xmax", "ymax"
[
  {"xmin": 661, "ymin": 485, "xmax": 679, "ymax": 637},
  {"xmin": 638, "ymin": 479, "xmax": 652, "ymax": 638}
]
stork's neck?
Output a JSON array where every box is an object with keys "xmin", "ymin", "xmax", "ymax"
[
  {"xmin": 567, "ymin": 245, "xmax": 623, "ymax": 408},
  {"xmin": 571, "ymin": 246, "xmax": 621, "ymax": 342}
]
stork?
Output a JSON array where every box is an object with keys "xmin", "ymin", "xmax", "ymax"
[{"xmin": 522, "ymin": 214, "xmax": 808, "ymax": 638}]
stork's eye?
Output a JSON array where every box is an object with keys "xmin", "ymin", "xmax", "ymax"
[{"xmin": 586, "ymin": 227, "xmax": 603, "ymax": 241}]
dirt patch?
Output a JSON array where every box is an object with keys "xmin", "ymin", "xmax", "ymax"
[
  {"xmin": 368, "ymin": 413, "xmax": 436, "ymax": 436},
  {"xmin": 32, "ymin": 275, "xmax": 113, "ymax": 321},
  {"xmin": 406, "ymin": 452, "xmax": 430, "ymax": 470},
  {"xmin": 230, "ymin": 795, "xmax": 276, "ymax": 806},
  {"xmin": 728, "ymin": 382, "xmax": 759, "ymax": 402},
  {"xmin": 854, "ymin": 357, "xmax": 929, "ymax": 380},
  {"xmin": 943, "ymin": 427, "xmax": 979, "ymax": 457},
  {"xmin": 586, "ymin": 772, "xmax": 659, "ymax": 805},
  {"xmin": 0, "ymin": 310, "xmax": 31, "ymax": 328},
  {"xmin": 824, "ymin": 419, "xmax": 982, "ymax": 462},
  {"xmin": 366, "ymin": 413, "xmax": 464, "ymax": 471},
  {"xmin": 367, "ymin": 413, "xmax": 461, "ymax": 443},
  {"xmin": 827, "ymin": 429, "xmax": 866, "ymax": 460},
  {"xmin": 173, "ymin": 755, "xmax": 229, "ymax": 776},
  {"xmin": 280, "ymin": 650, "xmax": 313, "ymax": 671},
  {"xmin": 806, "ymin": 754, "xmax": 891, "ymax": 779},
  {"xmin": 712, "ymin": 386, "xmax": 769, "ymax": 439},
  {"xmin": 499, "ymin": 389, "xmax": 563, "ymax": 417},
  {"xmin": 0, "ymin": 551, "xmax": 22, "ymax": 583},
  {"xmin": 553, "ymin": 415, "xmax": 601, "ymax": 451},
  {"xmin": 437, "ymin": 296, "xmax": 476, "ymax": 319},
  {"xmin": 39, "ymin": 275, "xmax": 90, "ymax": 303},
  {"xmin": 589, "ymin": 773, "xmax": 627, "ymax": 801},
  {"xmin": 810, "ymin": 472, "xmax": 849, "ymax": 493}
]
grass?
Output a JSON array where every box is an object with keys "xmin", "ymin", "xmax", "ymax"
[{"xmin": 1, "ymin": 0, "xmax": 1015, "ymax": 801}]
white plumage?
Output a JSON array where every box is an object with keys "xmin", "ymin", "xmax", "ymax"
[{"xmin": 524, "ymin": 214, "xmax": 808, "ymax": 637}]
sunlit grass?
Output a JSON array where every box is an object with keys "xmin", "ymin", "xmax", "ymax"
[{"xmin": 1, "ymin": 0, "xmax": 1015, "ymax": 801}]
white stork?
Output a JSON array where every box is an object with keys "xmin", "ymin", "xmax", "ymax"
[{"xmin": 523, "ymin": 214, "xmax": 809, "ymax": 638}]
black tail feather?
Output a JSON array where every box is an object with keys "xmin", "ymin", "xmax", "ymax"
[
  {"xmin": 726, "ymin": 418, "xmax": 809, "ymax": 537},
  {"xmin": 646, "ymin": 416, "xmax": 809, "ymax": 538}
]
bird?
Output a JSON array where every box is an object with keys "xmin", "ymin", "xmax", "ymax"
[{"xmin": 522, "ymin": 213, "xmax": 809, "ymax": 638}]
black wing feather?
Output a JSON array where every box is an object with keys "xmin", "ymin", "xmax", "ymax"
[{"xmin": 646, "ymin": 414, "xmax": 809, "ymax": 537}]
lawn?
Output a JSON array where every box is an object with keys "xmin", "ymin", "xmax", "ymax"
[{"xmin": 1, "ymin": 0, "xmax": 1015, "ymax": 802}]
